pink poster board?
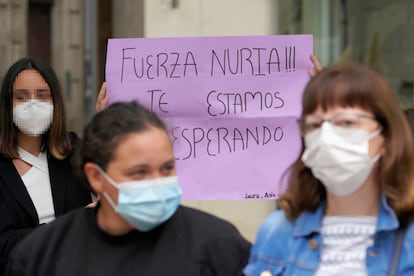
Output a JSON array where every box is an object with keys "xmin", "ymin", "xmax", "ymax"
[{"xmin": 106, "ymin": 34, "xmax": 313, "ymax": 200}]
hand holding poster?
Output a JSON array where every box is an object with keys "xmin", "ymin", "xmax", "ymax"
[{"xmin": 105, "ymin": 34, "xmax": 313, "ymax": 200}]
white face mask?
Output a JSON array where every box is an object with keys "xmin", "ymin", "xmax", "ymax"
[
  {"xmin": 301, "ymin": 123, "xmax": 382, "ymax": 196},
  {"xmin": 13, "ymin": 100, "xmax": 54, "ymax": 136}
]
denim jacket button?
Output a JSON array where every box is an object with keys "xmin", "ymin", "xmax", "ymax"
[
  {"xmin": 260, "ymin": 270, "xmax": 272, "ymax": 276},
  {"xmin": 309, "ymin": 239, "xmax": 318, "ymax": 250},
  {"xmin": 368, "ymin": 250, "xmax": 379, "ymax": 256}
]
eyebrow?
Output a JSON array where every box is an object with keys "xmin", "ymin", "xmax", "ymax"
[
  {"xmin": 125, "ymin": 158, "xmax": 175, "ymax": 171},
  {"xmin": 14, "ymin": 88, "xmax": 50, "ymax": 92},
  {"xmin": 163, "ymin": 158, "xmax": 175, "ymax": 166}
]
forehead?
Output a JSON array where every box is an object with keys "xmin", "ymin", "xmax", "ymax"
[
  {"xmin": 307, "ymin": 105, "xmax": 372, "ymax": 117},
  {"xmin": 13, "ymin": 69, "xmax": 49, "ymax": 89},
  {"xmin": 111, "ymin": 128, "xmax": 173, "ymax": 164}
]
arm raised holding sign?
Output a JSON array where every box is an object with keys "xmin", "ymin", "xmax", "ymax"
[
  {"xmin": 96, "ymin": 82, "xmax": 109, "ymax": 112},
  {"xmin": 309, "ymin": 54, "xmax": 322, "ymax": 77}
]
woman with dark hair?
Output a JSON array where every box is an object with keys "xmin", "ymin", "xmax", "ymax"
[
  {"xmin": 0, "ymin": 57, "xmax": 107, "ymax": 272},
  {"xmin": 244, "ymin": 64, "xmax": 414, "ymax": 275},
  {"xmin": 5, "ymin": 101, "xmax": 251, "ymax": 276}
]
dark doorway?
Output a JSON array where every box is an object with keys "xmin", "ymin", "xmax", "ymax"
[
  {"xmin": 98, "ymin": 0, "xmax": 112, "ymax": 86},
  {"xmin": 28, "ymin": 0, "xmax": 53, "ymax": 63}
]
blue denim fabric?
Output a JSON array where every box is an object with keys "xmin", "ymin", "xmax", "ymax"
[{"xmin": 244, "ymin": 195, "xmax": 414, "ymax": 276}]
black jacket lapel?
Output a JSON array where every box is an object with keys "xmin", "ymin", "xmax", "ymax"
[
  {"xmin": 47, "ymin": 154, "xmax": 66, "ymax": 215},
  {"xmin": 0, "ymin": 155, "xmax": 38, "ymax": 224}
]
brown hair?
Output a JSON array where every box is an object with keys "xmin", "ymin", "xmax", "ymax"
[
  {"xmin": 279, "ymin": 64, "xmax": 414, "ymax": 224},
  {"xmin": 0, "ymin": 57, "xmax": 71, "ymax": 159}
]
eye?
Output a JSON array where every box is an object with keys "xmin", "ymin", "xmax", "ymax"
[
  {"xmin": 334, "ymin": 116, "xmax": 359, "ymax": 128},
  {"xmin": 37, "ymin": 89, "xmax": 52, "ymax": 100},
  {"xmin": 303, "ymin": 121, "xmax": 322, "ymax": 133},
  {"xmin": 299, "ymin": 117, "xmax": 323, "ymax": 134},
  {"xmin": 13, "ymin": 91, "xmax": 29, "ymax": 101},
  {"xmin": 161, "ymin": 162, "xmax": 175, "ymax": 175},
  {"xmin": 132, "ymin": 168, "xmax": 147, "ymax": 178}
]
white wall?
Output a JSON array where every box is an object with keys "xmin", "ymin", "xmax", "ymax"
[{"xmin": 145, "ymin": 0, "xmax": 277, "ymax": 37}]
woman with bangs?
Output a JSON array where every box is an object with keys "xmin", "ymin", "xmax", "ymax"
[
  {"xmin": 244, "ymin": 64, "xmax": 414, "ymax": 275},
  {"xmin": 0, "ymin": 57, "xmax": 107, "ymax": 272}
]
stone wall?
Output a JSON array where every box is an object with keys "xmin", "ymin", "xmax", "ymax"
[{"xmin": 0, "ymin": 0, "xmax": 27, "ymax": 84}]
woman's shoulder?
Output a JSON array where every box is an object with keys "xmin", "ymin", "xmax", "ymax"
[
  {"xmin": 21, "ymin": 208, "xmax": 85, "ymax": 240},
  {"xmin": 243, "ymin": 210, "xmax": 295, "ymax": 276},
  {"xmin": 404, "ymin": 222, "xmax": 414, "ymax": 244},
  {"xmin": 255, "ymin": 209, "xmax": 294, "ymax": 242},
  {"xmin": 175, "ymin": 206, "xmax": 251, "ymax": 275},
  {"xmin": 6, "ymin": 208, "xmax": 89, "ymax": 273},
  {"xmin": 11, "ymin": 208, "xmax": 87, "ymax": 255},
  {"xmin": 0, "ymin": 154, "xmax": 12, "ymax": 168}
]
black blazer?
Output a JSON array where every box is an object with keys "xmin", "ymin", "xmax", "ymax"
[{"xmin": 0, "ymin": 133, "xmax": 91, "ymax": 272}]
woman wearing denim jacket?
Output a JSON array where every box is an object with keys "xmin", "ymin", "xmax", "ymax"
[{"xmin": 244, "ymin": 64, "xmax": 414, "ymax": 276}]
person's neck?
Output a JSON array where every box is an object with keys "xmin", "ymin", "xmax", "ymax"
[
  {"xmin": 325, "ymin": 173, "xmax": 381, "ymax": 217},
  {"xmin": 96, "ymin": 201, "xmax": 134, "ymax": 236},
  {"xmin": 17, "ymin": 132, "xmax": 43, "ymax": 156}
]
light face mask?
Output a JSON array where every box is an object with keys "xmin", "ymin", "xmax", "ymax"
[
  {"xmin": 301, "ymin": 123, "xmax": 382, "ymax": 197},
  {"xmin": 13, "ymin": 100, "xmax": 54, "ymax": 136},
  {"xmin": 96, "ymin": 166, "xmax": 182, "ymax": 232}
]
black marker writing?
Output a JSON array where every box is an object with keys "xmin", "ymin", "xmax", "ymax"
[
  {"xmin": 207, "ymin": 90, "xmax": 285, "ymax": 116},
  {"xmin": 171, "ymin": 125, "xmax": 284, "ymax": 160},
  {"xmin": 210, "ymin": 47, "xmax": 282, "ymax": 76},
  {"xmin": 120, "ymin": 47, "xmax": 198, "ymax": 82},
  {"xmin": 147, "ymin": 89, "xmax": 169, "ymax": 113}
]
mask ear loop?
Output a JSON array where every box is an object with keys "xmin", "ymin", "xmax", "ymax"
[
  {"xmin": 368, "ymin": 127, "xmax": 384, "ymax": 162},
  {"xmin": 368, "ymin": 126, "xmax": 383, "ymax": 139},
  {"xmin": 95, "ymin": 165, "xmax": 119, "ymax": 209}
]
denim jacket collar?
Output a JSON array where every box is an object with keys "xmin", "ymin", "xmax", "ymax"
[{"xmin": 292, "ymin": 193, "xmax": 399, "ymax": 238}]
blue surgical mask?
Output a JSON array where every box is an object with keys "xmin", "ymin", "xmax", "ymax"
[{"xmin": 96, "ymin": 166, "xmax": 182, "ymax": 232}]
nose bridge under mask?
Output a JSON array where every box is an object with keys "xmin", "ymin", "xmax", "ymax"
[
  {"xmin": 18, "ymin": 99, "xmax": 42, "ymax": 107},
  {"xmin": 28, "ymin": 99, "xmax": 39, "ymax": 104},
  {"xmin": 24, "ymin": 99, "xmax": 35, "ymax": 106},
  {"xmin": 308, "ymin": 122, "xmax": 335, "ymax": 146},
  {"xmin": 319, "ymin": 121, "xmax": 332, "ymax": 138},
  {"xmin": 318, "ymin": 121, "xmax": 382, "ymax": 142}
]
